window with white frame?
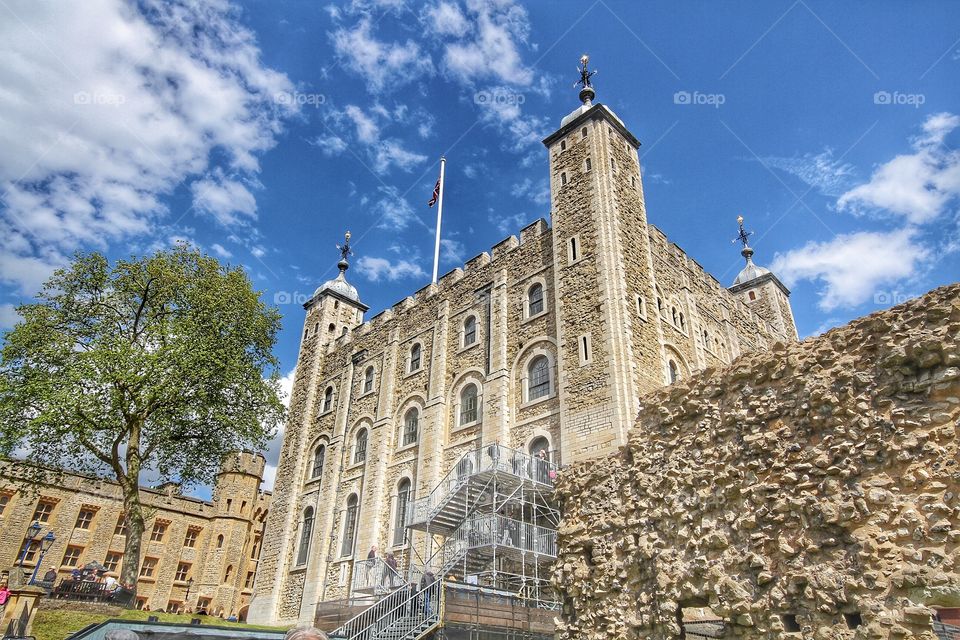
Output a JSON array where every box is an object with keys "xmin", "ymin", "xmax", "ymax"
[
  {"xmin": 463, "ymin": 315, "xmax": 477, "ymax": 347},
  {"xmin": 402, "ymin": 409, "xmax": 419, "ymax": 446},
  {"xmin": 459, "ymin": 384, "xmax": 478, "ymax": 425},
  {"xmin": 527, "ymin": 283, "xmax": 544, "ymax": 317},
  {"xmin": 363, "ymin": 366, "xmax": 374, "ymax": 393},
  {"xmin": 322, "ymin": 386, "xmax": 333, "ymax": 413},
  {"xmin": 296, "ymin": 507, "xmax": 313, "ymax": 565},
  {"xmin": 354, "ymin": 429, "xmax": 367, "ymax": 464},
  {"xmin": 528, "ymin": 356, "xmax": 551, "ymax": 400},
  {"xmin": 668, "ymin": 360, "xmax": 680, "ymax": 384},
  {"xmin": 393, "ymin": 479, "xmax": 411, "ymax": 546},
  {"xmin": 408, "ymin": 343, "xmax": 421, "ymax": 372},
  {"xmin": 341, "ymin": 495, "xmax": 359, "ymax": 557},
  {"xmin": 311, "ymin": 444, "xmax": 325, "ymax": 480}
]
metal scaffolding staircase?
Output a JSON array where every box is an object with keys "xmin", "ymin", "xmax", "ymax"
[{"xmin": 328, "ymin": 444, "xmax": 559, "ymax": 640}]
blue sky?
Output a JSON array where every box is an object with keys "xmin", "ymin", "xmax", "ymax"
[{"xmin": 2, "ymin": 0, "xmax": 958, "ymax": 488}]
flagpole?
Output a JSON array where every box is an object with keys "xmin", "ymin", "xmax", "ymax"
[{"xmin": 431, "ymin": 156, "xmax": 446, "ymax": 284}]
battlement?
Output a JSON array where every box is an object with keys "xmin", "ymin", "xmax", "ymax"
[{"xmin": 331, "ymin": 218, "xmax": 553, "ymax": 342}]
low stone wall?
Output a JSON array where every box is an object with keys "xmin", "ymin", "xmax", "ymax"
[{"xmin": 554, "ymin": 284, "xmax": 960, "ymax": 639}]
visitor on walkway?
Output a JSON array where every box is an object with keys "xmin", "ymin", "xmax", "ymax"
[
  {"xmin": 0, "ymin": 582, "xmax": 11, "ymax": 619},
  {"xmin": 384, "ymin": 552, "xmax": 398, "ymax": 587},
  {"xmin": 420, "ymin": 570, "xmax": 436, "ymax": 616}
]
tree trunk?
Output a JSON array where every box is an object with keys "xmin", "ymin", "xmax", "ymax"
[{"xmin": 119, "ymin": 478, "xmax": 146, "ymax": 594}]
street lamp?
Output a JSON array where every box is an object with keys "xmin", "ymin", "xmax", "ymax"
[
  {"xmin": 185, "ymin": 576, "xmax": 194, "ymax": 601},
  {"xmin": 29, "ymin": 532, "xmax": 57, "ymax": 585},
  {"xmin": 16, "ymin": 521, "xmax": 43, "ymax": 567}
]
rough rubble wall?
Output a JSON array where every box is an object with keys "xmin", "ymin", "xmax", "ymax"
[{"xmin": 554, "ymin": 284, "xmax": 960, "ymax": 639}]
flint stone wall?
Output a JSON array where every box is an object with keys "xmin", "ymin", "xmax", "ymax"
[{"xmin": 554, "ymin": 284, "xmax": 960, "ymax": 639}]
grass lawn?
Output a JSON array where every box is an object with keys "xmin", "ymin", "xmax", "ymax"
[{"xmin": 31, "ymin": 607, "xmax": 286, "ymax": 640}]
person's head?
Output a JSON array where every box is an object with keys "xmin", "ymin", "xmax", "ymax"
[
  {"xmin": 284, "ymin": 626, "xmax": 328, "ymax": 640},
  {"xmin": 104, "ymin": 630, "xmax": 140, "ymax": 640}
]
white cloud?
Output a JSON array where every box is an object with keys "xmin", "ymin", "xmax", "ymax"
[
  {"xmin": 210, "ymin": 243, "xmax": 232, "ymax": 259},
  {"xmin": 373, "ymin": 139, "xmax": 428, "ymax": 174},
  {"xmin": 491, "ymin": 211, "xmax": 528, "ymax": 235},
  {"xmin": 0, "ymin": 0, "xmax": 294, "ymax": 295},
  {"xmin": 372, "ymin": 186, "xmax": 421, "ymax": 230},
  {"xmin": 425, "ymin": 2, "xmax": 470, "ymax": 37},
  {"xmin": 442, "ymin": 0, "xmax": 533, "ymax": 86},
  {"xmin": 838, "ymin": 112, "xmax": 960, "ymax": 224},
  {"xmin": 310, "ymin": 134, "xmax": 349, "ymax": 155},
  {"xmin": 510, "ymin": 177, "xmax": 549, "ymax": 205},
  {"xmin": 0, "ymin": 303, "xmax": 21, "ymax": 330},
  {"xmin": 191, "ymin": 172, "xmax": 258, "ymax": 227},
  {"xmin": 760, "ymin": 149, "xmax": 856, "ymax": 197},
  {"xmin": 771, "ymin": 228, "xmax": 928, "ymax": 311},
  {"xmin": 260, "ymin": 367, "xmax": 296, "ymax": 491},
  {"xmin": 355, "ymin": 255, "xmax": 427, "ymax": 282},
  {"xmin": 345, "ymin": 105, "xmax": 380, "ymax": 143},
  {"xmin": 330, "ymin": 18, "xmax": 434, "ymax": 93},
  {"xmin": 440, "ymin": 237, "xmax": 465, "ymax": 263}
]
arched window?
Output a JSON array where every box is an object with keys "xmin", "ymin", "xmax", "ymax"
[
  {"xmin": 402, "ymin": 409, "xmax": 419, "ymax": 446},
  {"xmin": 409, "ymin": 343, "xmax": 421, "ymax": 372},
  {"xmin": 216, "ymin": 534, "xmax": 224, "ymax": 549},
  {"xmin": 748, "ymin": 291, "xmax": 757, "ymax": 301},
  {"xmin": 679, "ymin": 312, "xmax": 686, "ymax": 331},
  {"xmin": 354, "ymin": 429, "xmax": 368, "ymax": 464},
  {"xmin": 668, "ymin": 360, "xmax": 680, "ymax": 384},
  {"xmin": 529, "ymin": 436, "xmax": 550, "ymax": 460},
  {"xmin": 671, "ymin": 307, "xmax": 678, "ymax": 325},
  {"xmin": 311, "ymin": 445, "xmax": 325, "ymax": 480},
  {"xmin": 328, "ymin": 323, "xmax": 335, "ymax": 333},
  {"xmin": 463, "ymin": 316, "xmax": 477, "ymax": 346},
  {"xmin": 363, "ymin": 366, "xmax": 374, "ymax": 393},
  {"xmin": 322, "ymin": 386, "xmax": 333, "ymax": 413},
  {"xmin": 224, "ymin": 565, "xmax": 233, "ymax": 583},
  {"xmin": 528, "ymin": 283, "xmax": 544, "ymax": 317},
  {"xmin": 296, "ymin": 507, "xmax": 313, "ymax": 565},
  {"xmin": 393, "ymin": 479, "xmax": 411, "ymax": 546},
  {"xmin": 341, "ymin": 495, "xmax": 359, "ymax": 557},
  {"xmin": 459, "ymin": 384, "xmax": 478, "ymax": 425},
  {"xmin": 528, "ymin": 356, "xmax": 551, "ymax": 400}
]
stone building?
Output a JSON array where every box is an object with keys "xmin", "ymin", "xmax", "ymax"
[
  {"xmin": 0, "ymin": 451, "xmax": 269, "ymax": 619},
  {"xmin": 248, "ymin": 66, "xmax": 798, "ymax": 626},
  {"xmin": 553, "ymin": 284, "xmax": 960, "ymax": 639}
]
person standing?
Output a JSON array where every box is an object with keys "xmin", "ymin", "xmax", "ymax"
[
  {"xmin": 0, "ymin": 582, "xmax": 10, "ymax": 619},
  {"xmin": 384, "ymin": 553, "xmax": 398, "ymax": 588},
  {"xmin": 420, "ymin": 570, "xmax": 436, "ymax": 616}
]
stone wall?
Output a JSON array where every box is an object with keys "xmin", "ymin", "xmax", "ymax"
[
  {"xmin": 0, "ymin": 452, "xmax": 268, "ymax": 618},
  {"xmin": 554, "ymin": 284, "xmax": 960, "ymax": 639}
]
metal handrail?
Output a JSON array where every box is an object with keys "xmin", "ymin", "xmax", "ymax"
[
  {"xmin": 329, "ymin": 579, "xmax": 444, "ymax": 640},
  {"xmin": 350, "ymin": 557, "xmax": 404, "ymax": 595},
  {"xmin": 407, "ymin": 444, "xmax": 557, "ymax": 527}
]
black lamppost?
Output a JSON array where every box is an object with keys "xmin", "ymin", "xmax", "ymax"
[
  {"xmin": 185, "ymin": 576, "xmax": 194, "ymax": 602},
  {"xmin": 29, "ymin": 531, "xmax": 57, "ymax": 585},
  {"xmin": 16, "ymin": 521, "xmax": 43, "ymax": 567}
]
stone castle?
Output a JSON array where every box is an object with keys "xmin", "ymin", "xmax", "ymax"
[
  {"xmin": 248, "ymin": 61, "xmax": 798, "ymax": 626},
  {"xmin": 0, "ymin": 451, "xmax": 269, "ymax": 619},
  {"xmin": 554, "ymin": 284, "xmax": 960, "ymax": 639}
]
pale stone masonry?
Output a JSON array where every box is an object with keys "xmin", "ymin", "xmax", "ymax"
[
  {"xmin": 554, "ymin": 283, "xmax": 960, "ymax": 639},
  {"xmin": 248, "ymin": 89, "xmax": 798, "ymax": 625},
  {"xmin": 0, "ymin": 452, "xmax": 269, "ymax": 619}
]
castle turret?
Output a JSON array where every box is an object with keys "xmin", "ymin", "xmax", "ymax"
[{"xmin": 728, "ymin": 216, "xmax": 798, "ymax": 340}]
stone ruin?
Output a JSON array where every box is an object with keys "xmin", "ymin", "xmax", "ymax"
[{"xmin": 553, "ymin": 284, "xmax": 960, "ymax": 639}]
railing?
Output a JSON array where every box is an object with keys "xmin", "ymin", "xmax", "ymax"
[
  {"xmin": 350, "ymin": 557, "xmax": 404, "ymax": 595},
  {"xmin": 329, "ymin": 579, "xmax": 444, "ymax": 640},
  {"xmin": 407, "ymin": 444, "xmax": 557, "ymax": 527}
]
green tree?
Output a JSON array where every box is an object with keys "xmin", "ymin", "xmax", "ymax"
[{"xmin": 0, "ymin": 245, "xmax": 285, "ymax": 592}]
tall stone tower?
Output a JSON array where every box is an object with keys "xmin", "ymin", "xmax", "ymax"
[
  {"xmin": 728, "ymin": 216, "xmax": 798, "ymax": 340},
  {"xmin": 543, "ymin": 55, "xmax": 662, "ymax": 464},
  {"xmin": 248, "ymin": 232, "xmax": 367, "ymax": 623},
  {"xmin": 202, "ymin": 451, "xmax": 265, "ymax": 616}
]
